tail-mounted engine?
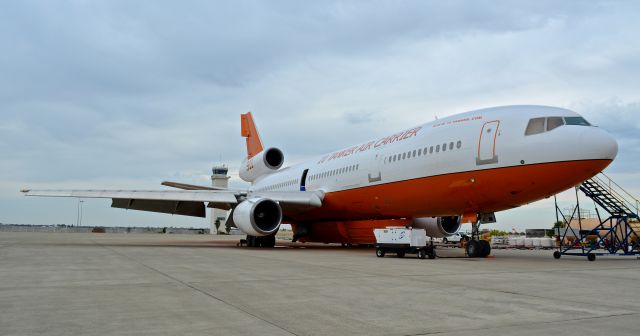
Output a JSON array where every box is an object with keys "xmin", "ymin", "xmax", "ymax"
[
  {"xmin": 232, "ymin": 197, "xmax": 283, "ymax": 236},
  {"xmin": 239, "ymin": 147, "xmax": 284, "ymax": 182},
  {"xmin": 412, "ymin": 216, "xmax": 461, "ymax": 238}
]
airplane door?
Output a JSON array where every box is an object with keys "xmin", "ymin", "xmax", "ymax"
[
  {"xmin": 300, "ymin": 169, "xmax": 309, "ymax": 191},
  {"xmin": 476, "ymin": 120, "xmax": 500, "ymax": 165},
  {"xmin": 367, "ymin": 152, "xmax": 382, "ymax": 183}
]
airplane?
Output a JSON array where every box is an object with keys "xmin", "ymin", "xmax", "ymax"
[{"xmin": 22, "ymin": 105, "xmax": 618, "ymax": 257}]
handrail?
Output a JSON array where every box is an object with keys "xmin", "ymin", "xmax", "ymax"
[
  {"xmin": 599, "ymin": 172, "xmax": 639, "ymax": 204},
  {"xmin": 590, "ymin": 173, "xmax": 639, "ymax": 218}
]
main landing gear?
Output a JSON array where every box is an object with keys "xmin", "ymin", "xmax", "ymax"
[
  {"xmin": 465, "ymin": 220, "xmax": 491, "ymax": 258},
  {"xmin": 465, "ymin": 239, "xmax": 491, "ymax": 258},
  {"xmin": 244, "ymin": 234, "xmax": 276, "ymax": 248}
]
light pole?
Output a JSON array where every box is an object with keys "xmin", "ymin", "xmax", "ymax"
[{"xmin": 76, "ymin": 199, "xmax": 84, "ymax": 227}]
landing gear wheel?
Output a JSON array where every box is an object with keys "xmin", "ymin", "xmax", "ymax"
[
  {"xmin": 246, "ymin": 235, "xmax": 256, "ymax": 247},
  {"xmin": 587, "ymin": 253, "xmax": 596, "ymax": 261},
  {"xmin": 262, "ymin": 234, "xmax": 276, "ymax": 248},
  {"xmin": 246, "ymin": 235, "xmax": 276, "ymax": 248},
  {"xmin": 553, "ymin": 251, "xmax": 561, "ymax": 259},
  {"xmin": 466, "ymin": 240, "xmax": 480, "ymax": 258},
  {"xmin": 376, "ymin": 248, "xmax": 386, "ymax": 258},
  {"xmin": 397, "ymin": 251, "xmax": 405, "ymax": 258},
  {"xmin": 428, "ymin": 252, "xmax": 436, "ymax": 259},
  {"xmin": 478, "ymin": 240, "xmax": 491, "ymax": 257},
  {"xmin": 417, "ymin": 250, "xmax": 426, "ymax": 259}
]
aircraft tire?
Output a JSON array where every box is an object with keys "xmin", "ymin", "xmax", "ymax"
[
  {"xmin": 417, "ymin": 250, "xmax": 426, "ymax": 259},
  {"xmin": 466, "ymin": 240, "xmax": 480, "ymax": 258},
  {"xmin": 479, "ymin": 240, "xmax": 491, "ymax": 257},
  {"xmin": 376, "ymin": 248, "xmax": 386, "ymax": 258},
  {"xmin": 246, "ymin": 235, "xmax": 255, "ymax": 247},
  {"xmin": 263, "ymin": 234, "xmax": 276, "ymax": 248}
]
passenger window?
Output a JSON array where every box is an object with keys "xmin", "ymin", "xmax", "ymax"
[
  {"xmin": 429, "ymin": 146, "xmax": 433, "ymax": 154},
  {"xmin": 456, "ymin": 140, "xmax": 461, "ymax": 149},
  {"xmin": 547, "ymin": 117, "xmax": 564, "ymax": 131},
  {"xmin": 402, "ymin": 153, "xmax": 406, "ymax": 160},
  {"xmin": 564, "ymin": 116, "xmax": 591, "ymax": 126},
  {"xmin": 418, "ymin": 149, "xmax": 422, "ymax": 156},
  {"xmin": 525, "ymin": 117, "xmax": 545, "ymax": 135},
  {"xmin": 412, "ymin": 150, "xmax": 417, "ymax": 157},
  {"xmin": 436, "ymin": 145, "xmax": 440, "ymax": 152},
  {"xmin": 442, "ymin": 143, "xmax": 446, "ymax": 152},
  {"xmin": 449, "ymin": 142, "xmax": 453, "ymax": 150},
  {"xmin": 424, "ymin": 147, "xmax": 428, "ymax": 154}
]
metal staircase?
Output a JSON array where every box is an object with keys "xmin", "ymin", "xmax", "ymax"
[
  {"xmin": 555, "ymin": 172, "xmax": 640, "ymax": 261},
  {"xmin": 580, "ymin": 174, "xmax": 639, "ymax": 219}
]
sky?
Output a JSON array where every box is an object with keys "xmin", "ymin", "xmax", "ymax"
[{"xmin": 1, "ymin": 0, "xmax": 639, "ymax": 231}]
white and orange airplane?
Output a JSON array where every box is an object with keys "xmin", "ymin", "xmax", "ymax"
[{"xmin": 23, "ymin": 105, "xmax": 617, "ymax": 257}]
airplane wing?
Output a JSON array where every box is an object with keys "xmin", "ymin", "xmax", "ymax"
[
  {"xmin": 161, "ymin": 181, "xmax": 226, "ymax": 191},
  {"xmin": 21, "ymin": 189, "xmax": 323, "ymax": 218}
]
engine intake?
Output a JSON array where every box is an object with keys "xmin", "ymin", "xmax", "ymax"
[
  {"xmin": 412, "ymin": 216, "xmax": 461, "ymax": 238},
  {"xmin": 232, "ymin": 198, "xmax": 282, "ymax": 236}
]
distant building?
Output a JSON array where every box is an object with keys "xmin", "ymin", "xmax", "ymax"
[
  {"xmin": 211, "ymin": 165, "xmax": 230, "ymax": 234},
  {"xmin": 525, "ymin": 229, "xmax": 555, "ymax": 237}
]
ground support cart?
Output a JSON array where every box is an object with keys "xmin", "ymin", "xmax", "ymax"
[{"xmin": 373, "ymin": 227, "xmax": 435, "ymax": 259}]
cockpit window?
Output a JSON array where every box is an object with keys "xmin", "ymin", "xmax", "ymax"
[
  {"xmin": 546, "ymin": 117, "xmax": 564, "ymax": 131},
  {"xmin": 525, "ymin": 117, "xmax": 545, "ymax": 135},
  {"xmin": 525, "ymin": 115, "xmax": 592, "ymax": 136},
  {"xmin": 564, "ymin": 116, "xmax": 591, "ymax": 126}
]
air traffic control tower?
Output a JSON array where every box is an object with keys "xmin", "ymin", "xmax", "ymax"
[{"xmin": 210, "ymin": 165, "xmax": 230, "ymax": 234}]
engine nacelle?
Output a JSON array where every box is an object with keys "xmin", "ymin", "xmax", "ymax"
[
  {"xmin": 232, "ymin": 198, "xmax": 282, "ymax": 236},
  {"xmin": 239, "ymin": 147, "xmax": 284, "ymax": 182},
  {"xmin": 412, "ymin": 216, "xmax": 461, "ymax": 238}
]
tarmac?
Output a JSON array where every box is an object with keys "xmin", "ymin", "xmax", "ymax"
[{"xmin": 1, "ymin": 232, "xmax": 639, "ymax": 336}]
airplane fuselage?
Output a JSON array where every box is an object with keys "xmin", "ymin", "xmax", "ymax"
[{"xmin": 248, "ymin": 105, "xmax": 617, "ymax": 243}]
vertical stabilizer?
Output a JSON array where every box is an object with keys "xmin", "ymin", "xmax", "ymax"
[{"xmin": 240, "ymin": 112, "xmax": 264, "ymax": 159}]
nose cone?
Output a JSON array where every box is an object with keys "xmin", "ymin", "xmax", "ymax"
[{"xmin": 581, "ymin": 127, "xmax": 618, "ymax": 160}]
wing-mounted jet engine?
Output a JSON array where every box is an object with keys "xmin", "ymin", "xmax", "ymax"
[
  {"xmin": 412, "ymin": 216, "xmax": 461, "ymax": 238},
  {"xmin": 233, "ymin": 197, "xmax": 283, "ymax": 237}
]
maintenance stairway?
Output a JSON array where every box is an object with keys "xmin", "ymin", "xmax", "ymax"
[
  {"xmin": 555, "ymin": 172, "xmax": 640, "ymax": 261},
  {"xmin": 580, "ymin": 175, "xmax": 638, "ymax": 220}
]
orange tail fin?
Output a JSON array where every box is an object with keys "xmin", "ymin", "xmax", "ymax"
[{"xmin": 240, "ymin": 112, "xmax": 264, "ymax": 159}]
